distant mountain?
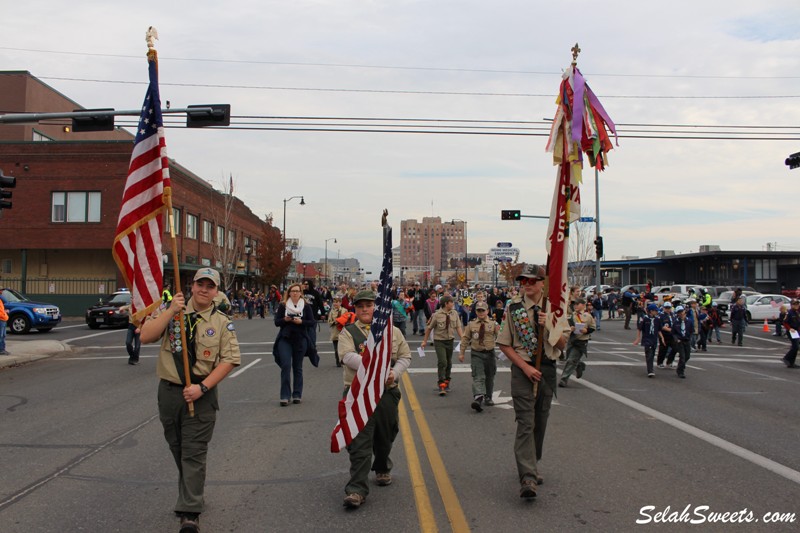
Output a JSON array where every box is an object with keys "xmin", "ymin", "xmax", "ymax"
[{"xmin": 296, "ymin": 247, "xmax": 382, "ymax": 278}]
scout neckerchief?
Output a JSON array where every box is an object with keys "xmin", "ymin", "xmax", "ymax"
[{"xmin": 508, "ymin": 298, "xmax": 538, "ymax": 356}]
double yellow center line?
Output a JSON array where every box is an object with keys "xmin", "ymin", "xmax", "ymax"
[{"xmin": 398, "ymin": 373, "xmax": 471, "ymax": 533}]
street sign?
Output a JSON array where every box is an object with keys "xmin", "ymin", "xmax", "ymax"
[
  {"xmin": 489, "ymin": 247, "xmax": 520, "ymax": 259},
  {"xmin": 495, "ymin": 256, "xmax": 513, "ymax": 262},
  {"xmin": 496, "ymin": 242, "xmax": 513, "ymax": 248},
  {"xmin": 579, "ymin": 217, "xmax": 595, "ymax": 222}
]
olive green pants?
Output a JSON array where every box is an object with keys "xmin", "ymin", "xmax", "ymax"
[{"xmin": 158, "ymin": 379, "xmax": 218, "ymax": 515}]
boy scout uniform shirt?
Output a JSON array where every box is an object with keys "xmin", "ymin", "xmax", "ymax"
[
  {"xmin": 155, "ymin": 300, "xmax": 241, "ymax": 384},
  {"xmin": 496, "ymin": 294, "xmax": 561, "ymax": 362},
  {"xmin": 428, "ymin": 308, "xmax": 460, "ymax": 340},
  {"xmin": 570, "ymin": 310, "xmax": 595, "ymax": 341},
  {"xmin": 461, "ymin": 317, "xmax": 498, "ymax": 353},
  {"xmin": 338, "ymin": 321, "xmax": 412, "ymax": 387},
  {"xmin": 328, "ymin": 306, "xmax": 347, "ymax": 342}
]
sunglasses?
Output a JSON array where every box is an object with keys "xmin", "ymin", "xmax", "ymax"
[{"xmin": 519, "ymin": 277, "xmax": 543, "ymax": 286}]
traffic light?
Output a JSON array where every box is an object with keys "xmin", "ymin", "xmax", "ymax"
[
  {"xmin": 594, "ymin": 236, "xmax": 604, "ymax": 258},
  {"xmin": 0, "ymin": 169, "xmax": 15, "ymax": 210},
  {"xmin": 501, "ymin": 210, "xmax": 521, "ymax": 220},
  {"xmin": 186, "ymin": 104, "xmax": 231, "ymax": 128},
  {"xmin": 785, "ymin": 151, "xmax": 800, "ymax": 169},
  {"xmin": 71, "ymin": 108, "xmax": 115, "ymax": 132}
]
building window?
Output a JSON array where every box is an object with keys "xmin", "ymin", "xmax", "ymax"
[
  {"xmin": 217, "ymin": 225, "xmax": 225, "ymax": 247},
  {"xmin": 32, "ymin": 129, "xmax": 53, "ymax": 142},
  {"xmin": 755, "ymin": 259, "xmax": 777, "ymax": 280},
  {"xmin": 186, "ymin": 214, "xmax": 198, "ymax": 239},
  {"xmin": 228, "ymin": 229, "xmax": 235, "ymax": 250},
  {"xmin": 172, "ymin": 208, "xmax": 181, "ymax": 235},
  {"xmin": 51, "ymin": 191, "xmax": 101, "ymax": 223},
  {"xmin": 1, "ymin": 258, "xmax": 11, "ymax": 274},
  {"xmin": 202, "ymin": 220, "xmax": 213, "ymax": 243}
]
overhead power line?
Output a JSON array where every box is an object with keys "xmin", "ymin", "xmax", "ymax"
[
  {"xmin": 4, "ymin": 46, "xmax": 800, "ymax": 80},
  {"xmin": 36, "ymin": 76, "xmax": 800, "ymax": 100}
]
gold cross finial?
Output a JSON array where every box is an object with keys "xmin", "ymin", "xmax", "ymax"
[{"xmin": 571, "ymin": 42, "xmax": 581, "ymax": 64}]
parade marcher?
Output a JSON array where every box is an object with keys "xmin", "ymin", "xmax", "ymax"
[
  {"xmin": 302, "ymin": 278, "xmax": 326, "ymax": 344},
  {"xmin": 708, "ymin": 302, "xmax": 723, "ymax": 344},
  {"xmin": 391, "ymin": 289, "xmax": 409, "ymax": 337},
  {"xmin": 327, "ymin": 294, "xmax": 350, "ymax": 367},
  {"xmin": 410, "ymin": 281, "xmax": 427, "ymax": 335},
  {"xmin": 622, "ymin": 287, "xmax": 636, "ymax": 329},
  {"xmin": 634, "ymin": 303, "xmax": 662, "ymax": 377},
  {"xmin": 139, "ymin": 268, "xmax": 240, "ymax": 533},
  {"xmin": 697, "ymin": 305, "xmax": 710, "ymax": 352},
  {"xmin": 497, "ymin": 264, "xmax": 568, "ymax": 499},
  {"xmin": 775, "ymin": 304, "xmax": 787, "ymax": 337},
  {"xmin": 673, "ymin": 305, "xmax": 693, "ymax": 379},
  {"xmin": 491, "ymin": 298, "xmax": 505, "ymax": 324},
  {"xmin": 687, "ymin": 299, "xmax": 701, "ymax": 349},
  {"xmin": 559, "ymin": 297, "xmax": 596, "ymax": 387},
  {"xmin": 656, "ymin": 301, "xmax": 676, "ymax": 368},
  {"xmin": 590, "ymin": 293, "xmax": 602, "ymax": 331},
  {"xmin": 0, "ymin": 288, "xmax": 8, "ymax": 355},
  {"xmin": 120, "ymin": 303, "xmax": 141, "ymax": 365},
  {"xmin": 729, "ymin": 296, "xmax": 748, "ymax": 347},
  {"xmin": 607, "ymin": 289, "xmax": 618, "ymax": 319},
  {"xmin": 782, "ymin": 299, "xmax": 800, "ymax": 368},
  {"xmin": 340, "ymin": 290, "xmax": 412, "ymax": 509},
  {"xmin": 459, "ymin": 300, "xmax": 500, "ymax": 411},
  {"xmin": 422, "ymin": 289, "xmax": 439, "ymax": 335},
  {"xmin": 273, "ymin": 283, "xmax": 316, "ymax": 406},
  {"xmin": 421, "ymin": 294, "xmax": 463, "ymax": 396}
]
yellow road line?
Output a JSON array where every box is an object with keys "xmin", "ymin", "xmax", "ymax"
[
  {"xmin": 402, "ymin": 374, "xmax": 471, "ymax": 533},
  {"xmin": 398, "ymin": 396, "xmax": 439, "ymax": 533}
]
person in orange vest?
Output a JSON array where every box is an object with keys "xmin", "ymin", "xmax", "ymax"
[{"xmin": 0, "ymin": 288, "xmax": 9, "ymax": 355}]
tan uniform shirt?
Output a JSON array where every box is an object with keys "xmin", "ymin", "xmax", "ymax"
[
  {"xmin": 496, "ymin": 294, "xmax": 561, "ymax": 362},
  {"xmin": 461, "ymin": 317, "xmax": 498, "ymax": 354},
  {"xmin": 427, "ymin": 308, "xmax": 460, "ymax": 341},
  {"xmin": 338, "ymin": 321, "xmax": 411, "ymax": 387},
  {"xmin": 328, "ymin": 305, "xmax": 348, "ymax": 341},
  {"xmin": 155, "ymin": 300, "xmax": 241, "ymax": 384},
  {"xmin": 570, "ymin": 310, "xmax": 595, "ymax": 341}
]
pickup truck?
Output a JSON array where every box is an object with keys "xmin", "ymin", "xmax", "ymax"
[{"xmin": 0, "ymin": 288, "xmax": 62, "ymax": 334}]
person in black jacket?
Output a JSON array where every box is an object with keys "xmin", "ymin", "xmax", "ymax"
[
  {"xmin": 273, "ymin": 283, "xmax": 316, "ymax": 406},
  {"xmin": 302, "ymin": 279, "xmax": 325, "ymax": 344},
  {"xmin": 782, "ymin": 299, "xmax": 800, "ymax": 368}
]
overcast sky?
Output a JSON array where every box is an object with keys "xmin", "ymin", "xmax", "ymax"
[{"xmin": 3, "ymin": 1, "xmax": 800, "ymax": 268}]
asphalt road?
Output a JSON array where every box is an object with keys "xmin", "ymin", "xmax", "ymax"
[{"xmin": 0, "ymin": 315, "xmax": 798, "ymax": 532}]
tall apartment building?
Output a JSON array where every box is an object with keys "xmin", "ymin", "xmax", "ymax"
[{"xmin": 399, "ymin": 217, "xmax": 466, "ymax": 274}]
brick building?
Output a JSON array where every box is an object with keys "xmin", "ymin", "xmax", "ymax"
[
  {"xmin": 399, "ymin": 217, "xmax": 466, "ymax": 284},
  {"xmin": 0, "ymin": 71, "xmax": 268, "ymax": 313}
]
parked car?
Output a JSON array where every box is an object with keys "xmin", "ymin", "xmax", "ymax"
[
  {"xmin": 651, "ymin": 286, "xmax": 674, "ymax": 304},
  {"xmin": 716, "ymin": 290, "xmax": 760, "ymax": 317},
  {"xmin": 744, "ymin": 294, "xmax": 792, "ymax": 322},
  {"xmin": 85, "ymin": 289, "xmax": 132, "ymax": 329},
  {"xmin": 666, "ymin": 284, "xmax": 707, "ymax": 304},
  {"xmin": 620, "ymin": 284, "xmax": 648, "ymax": 296},
  {"xmin": 0, "ymin": 288, "xmax": 62, "ymax": 334}
]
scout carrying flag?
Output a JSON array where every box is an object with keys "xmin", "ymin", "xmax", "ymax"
[{"xmin": 331, "ymin": 211, "xmax": 394, "ymax": 453}]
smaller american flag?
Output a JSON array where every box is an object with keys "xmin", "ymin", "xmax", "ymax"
[
  {"xmin": 331, "ymin": 223, "xmax": 394, "ymax": 452},
  {"xmin": 111, "ymin": 57, "xmax": 171, "ymax": 325}
]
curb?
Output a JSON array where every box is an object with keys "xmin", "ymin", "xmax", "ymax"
[{"xmin": 0, "ymin": 340, "xmax": 72, "ymax": 369}]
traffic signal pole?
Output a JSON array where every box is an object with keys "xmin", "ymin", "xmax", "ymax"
[{"xmin": 594, "ymin": 167, "xmax": 602, "ymax": 297}]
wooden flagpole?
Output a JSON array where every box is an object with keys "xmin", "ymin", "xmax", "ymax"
[{"xmin": 148, "ymin": 28, "xmax": 194, "ymax": 417}]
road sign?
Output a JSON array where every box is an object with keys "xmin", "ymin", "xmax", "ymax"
[
  {"xmin": 496, "ymin": 242, "xmax": 513, "ymax": 248},
  {"xmin": 579, "ymin": 217, "xmax": 595, "ymax": 222},
  {"xmin": 495, "ymin": 256, "xmax": 513, "ymax": 262},
  {"xmin": 489, "ymin": 247, "xmax": 520, "ymax": 259}
]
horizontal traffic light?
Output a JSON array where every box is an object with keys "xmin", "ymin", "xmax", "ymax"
[
  {"xmin": 501, "ymin": 210, "xmax": 521, "ymax": 220},
  {"xmin": 785, "ymin": 151, "xmax": 800, "ymax": 170}
]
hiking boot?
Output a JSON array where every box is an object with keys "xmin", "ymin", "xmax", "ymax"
[
  {"xmin": 519, "ymin": 480, "xmax": 537, "ymax": 498},
  {"xmin": 484, "ymin": 397, "xmax": 495, "ymax": 406},
  {"xmin": 444, "ymin": 379, "xmax": 451, "ymax": 392},
  {"xmin": 179, "ymin": 515, "xmax": 200, "ymax": 533},
  {"xmin": 376, "ymin": 472, "xmax": 392, "ymax": 486},
  {"xmin": 438, "ymin": 383, "xmax": 447, "ymax": 396},
  {"xmin": 344, "ymin": 493, "xmax": 366, "ymax": 508},
  {"xmin": 471, "ymin": 395, "xmax": 484, "ymax": 412},
  {"xmin": 576, "ymin": 362, "xmax": 585, "ymax": 379},
  {"xmin": 558, "ymin": 380, "xmax": 567, "ymax": 388}
]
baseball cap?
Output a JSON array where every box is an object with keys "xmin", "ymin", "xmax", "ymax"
[
  {"xmin": 434, "ymin": 284, "xmax": 443, "ymax": 291},
  {"xmin": 574, "ymin": 297, "xmax": 586, "ymax": 305},
  {"xmin": 646, "ymin": 303, "xmax": 659, "ymax": 312},
  {"xmin": 475, "ymin": 301, "xmax": 489, "ymax": 311},
  {"xmin": 516, "ymin": 263, "xmax": 546, "ymax": 281},
  {"xmin": 663, "ymin": 301, "xmax": 673, "ymax": 308},
  {"xmin": 193, "ymin": 267, "xmax": 220, "ymax": 287},
  {"xmin": 353, "ymin": 290, "xmax": 376, "ymax": 304},
  {"xmin": 675, "ymin": 305, "xmax": 685, "ymax": 312}
]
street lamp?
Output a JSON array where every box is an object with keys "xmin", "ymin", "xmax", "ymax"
[
  {"xmin": 282, "ymin": 195, "xmax": 305, "ymax": 288},
  {"xmin": 324, "ymin": 237, "xmax": 337, "ymax": 287},
  {"xmin": 244, "ymin": 244, "xmax": 252, "ymax": 290},
  {"xmin": 450, "ymin": 219, "xmax": 467, "ymax": 286}
]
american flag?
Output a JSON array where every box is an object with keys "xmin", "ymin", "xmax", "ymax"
[
  {"xmin": 331, "ymin": 223, "xmax": 393, "ymax": 453},
  {"xmin": 111, "ymin": 57, "xmax": 171, "ymax": 325}
]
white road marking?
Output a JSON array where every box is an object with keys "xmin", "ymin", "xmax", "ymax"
[
  {"xmin": 229, "ymin": 358, "xmax": 261, "ymax": 378},
  {"xmin": 576, "ymin": 377, "xmax": 800, "ymax": 485}
]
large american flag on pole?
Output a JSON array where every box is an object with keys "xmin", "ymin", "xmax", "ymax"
[
  {"xmin": 111, "ymin": 56, "xmax": 171, "ymax": 325},
  {"xmin": 331, "ymin": 222, "xmax": 393, "ymax": 453}
]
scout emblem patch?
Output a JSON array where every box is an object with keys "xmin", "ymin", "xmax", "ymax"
[
  {"xmin": 510, "ymin": 305, "xmax": 537, "ymax": 355},
  {"xmin": 205, "ymin": 327, "xmax": 216, "ymax": 337}
]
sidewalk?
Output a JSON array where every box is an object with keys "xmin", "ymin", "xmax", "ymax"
[{"xmin": 0, "ymin": 339, "xmax": 72, "ymax": 369}]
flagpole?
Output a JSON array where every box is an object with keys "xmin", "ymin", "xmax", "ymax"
[{"xmin": 148, "ymin": 32, "xmax": 194, "ymax": 417}]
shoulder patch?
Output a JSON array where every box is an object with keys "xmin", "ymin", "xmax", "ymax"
[{"xmin": 226, "ymin": 322, "xmax": 236, "ymax": 332}]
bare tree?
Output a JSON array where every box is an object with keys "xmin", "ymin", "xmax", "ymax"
[
  {"xmin": 209, "ymin": 173, "xmax": 244, "ymax": 292},
  {"xmin": 568, "ymin": 210, "xmax": 597, "ymax": 287},
  {"xmin": 258, "ymin": 214, "xmax": 293, "ymax": 289},
  {"xmin": 499, "ymin": 261, "xmax": 525, "ymax": 285}
]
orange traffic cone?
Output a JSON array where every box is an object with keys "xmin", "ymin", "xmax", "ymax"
[{"xmin": 763, "ymin": 319, "xmax": 769, "ymax": 332}]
